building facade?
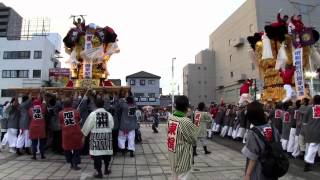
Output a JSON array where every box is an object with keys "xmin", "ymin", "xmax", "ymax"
[
  {"xmin": 0, "ymin": 36, "xmax": 61, "ymax": 102},
  {"xmin": 209, "ymin": 0, "xmax": 320, "ymax": 104},
  {"xmin": 0, "ymin": 3, "xmax": 22, "ymax": 40},
  {"xmin": 126, "ymin": 71, "xmax": 161, "ymax": 107},
  {"xmin": 183, "ymin": 49, "xmax": 215, "ymax": 106}
]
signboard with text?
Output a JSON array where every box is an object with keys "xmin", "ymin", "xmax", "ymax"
[
  {"xmin": 49, "ymin": 68, "xmax": 70, "ymax": 87},
  {"xmin": 293, "ymin": 48, "xmax": 305, "ymax": 99}
]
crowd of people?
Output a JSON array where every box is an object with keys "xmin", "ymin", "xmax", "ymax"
[
  {"xmin": 167, "ymin": 95, "xmax": 320, "ymax": 180},
  {"xmin": 204, "ymin": 97, "xmax": 320, "ymax": 173},
  {"xmin": 0, "ymin": 90, "xmax": 139, "ymax": 179}
]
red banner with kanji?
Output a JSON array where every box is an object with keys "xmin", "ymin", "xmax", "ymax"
[
  {"xmin": 284, "ymin": 112, "xmax": 290, "ymax": 123},
  {"xmin": 167, "ymin": 120, "xmax": 180, "ymax": 152},
  {"xmin": 194, "ymin": 112, "xmax": 201, "ymax": 127},
  {"xmin": 313, "ymin": 105, "xmax": 320, "ymax": 119},
  {"xmin": 275, "ymin": 110, "xmax": 282, "ymax": 119}
]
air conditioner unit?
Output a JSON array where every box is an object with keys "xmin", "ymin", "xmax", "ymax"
[{"xmin": 232, "ymin": 38, "xmax": 245, "ymax": 47}]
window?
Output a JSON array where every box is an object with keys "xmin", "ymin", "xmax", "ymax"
[
  {"xmin": 230, "ymin": 71, "xmax": 234, "ymax": 78},
  {"xmin": 140, "ymin": 79, "xmax": 145, "ymax": 86},
  {"xmin": 1, "ymin": 89, "xmax": 16, "ymax": 97},
  {"xmin": 252, "ymin": 63, "xmax": 255, "ymax": 70},
  {"xmin": 148, "ymin": 93, "xmax": 155, "ymax": 98},
  {"xmin": 130, "ymin": 79, "xmax": 135, "ymax": 85},
  {"xmin": 18, "ymin": 70, "xmax": 28, "ymax": 78},
  {"xmin": 148, "ymin": 80, "xmax": 155, "ymax": 85},
  {"xmin": 134, "ymin": 93, "xmax": 144, "ymax": 97},
  {"xmin": 229, "ymin": 39, "xmax": 231, "ymax": 46},
  {"xmin": 249, "ymin": 24, "xmax": 254, "ymax": 33},
  {"xmin": 198, "ymin": 81, "xmax": 201, "ymax": 84},
  {"xmin": 2, "ymin": 70, "xmax": 28, "ymax": 78},
  {"xmin": 3, "ymin": 51, "xmax": 31, "ymax": 59},
  {"xmin": 204, "ymin": 81, "xmax": 207, "ymax": 84},
  {"xmin": 204, "ymin": 67, "xmax": 207, "ymax": 71},
  {"xmin": 33, "ymin": 70, "xmax": 41, "ymax": 78},
  {"xmin": 198, "ymin": 67, "xmax": 201, "ymax": 70},
  {"xmin": 229, "ymin": 55, "xmax": 232, "ymax": 62},
  {"xmin": 34, "ymin": 51, "xmax": 42, "ymax": 59}
]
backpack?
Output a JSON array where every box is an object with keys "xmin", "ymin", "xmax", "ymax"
[{"xmin": 251, "ymin": 126, "xmax": 289, "ymax": 178}]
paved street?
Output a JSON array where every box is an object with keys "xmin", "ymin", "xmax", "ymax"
[{"xmin": 0, "ymin": 124, "xmax": 319, "ymax": 180}]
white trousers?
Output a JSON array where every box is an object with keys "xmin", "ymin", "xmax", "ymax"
[
  {"xmin": 304, "ymin": 143, "xmax": 320, "ymax": 164},
  {"xmin": 236, "ymin": 127, "xmax": 246, "ymax": 138},
  {"xmin": 118, "ymin": 130, "xmax": 135, "ymax": 151},
  {"xmin": 299, "ymin": 134, "xmax": 306, "ymax": 152},
  {"xmin": 292, "ymin": 135, "xmax": 300, "ymax": 157},
  {"xmin": 16, "ymin": 130, "xmax": 31, "ymax": 148},
  {"xmin": 232, "ymin": 129, "xmax": 237, "ymax": 139},
  {"xmin": 227, "ymin": 127, "xmax": 233, "ymax": 137},
  {"xmin": 207, "ymin": 129, "xmax": 212, "ymax": 138},
  {"xmin": 282, "ymin": 84, "xmax": 295, "ymax": 102},
  {"xmin": 172, "ymin": 170, "xmax": 191, "ymax": 180},
  {"xmin": 213, "ymin": 124, "xmax": 221, "ymax": 133},
  {"xmin": 281, "ymin": 138, "xmax": 288, "ymax": 151},
  {"xmin": 220, "ymin": 126, "xmax": 229, "ymax": 137},
  {"xmin": 239, "ymin": 93, "xmax": 252, "ymax": 105},
  {"xmin": 1, "ymin": 128, "xmax": 18, "ymax": 148},
  {"xmin": 287, "ymin": 128, "xmax": 296, "ymax": 153}
]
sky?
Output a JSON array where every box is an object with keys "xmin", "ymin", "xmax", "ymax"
[{"xmin": 2, "ymin": 0, "xmax": 246, "ymax": 95}]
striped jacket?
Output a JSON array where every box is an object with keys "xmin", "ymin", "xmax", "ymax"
[{"xmin": 167, "ymin": 115, "xmax": 198, "ymax": 174}]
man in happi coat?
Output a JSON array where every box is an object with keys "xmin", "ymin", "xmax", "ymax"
[
  {"xmin": 168, "ymin": 96, "xmax": 198, "ymax": 180},
  {"xmin": 268, "ymin": 102, "xmax": 283, "ymax": 135},
  {"xmin": 298, "ymin": 98, "xmax": 310, "ymax": 157},
  {"xmin": 193, "ymin": 102, "xmax": 212, "ymax": 156},
  {"xmin": 213, "ymin": 105, "xmax": 225, "ymax": 135},
  {"xmin": 117, "ymin": 96, "xmax": 138, "ymax": 157},
  {"xmin": 59, "ymin": 98, "xmax": 83, "ymax": 170},
  {"xmin": 16, "ymin": 94, "xmax": 32, "ymax": 155},
  {"xmin": 1, "ymin": 98, "xmax": 20, "ymax": 153},
  {"xmin": 287, "ymin": 100, "xmax": 301, "ymax": 155},
  {"xmin": 304, "ymin": 95, "xmax": 320, "ymax": 171},
  {"xmin": 82, "ymin": 98, "xmax": 114, "ymax": 178},
  {"xmin": 235, "ymin": 104, "xmax": 248, "ymax": 141},
  {"xmin": 29, "ymin": 98, "xmax": 47, "ymax": 160},
  {"xmin": 281, "ymin": 101, "xmax": 292, "ymax": 152}
]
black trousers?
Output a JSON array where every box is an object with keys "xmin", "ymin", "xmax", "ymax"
[
  {"xmin": 52, "ymin": 130, "xmax": 63, "ymax": 153},
  {"xmin": 81, "ymin": 133, "xmax": 90, "ymax": 155},
  {"xmin": 1, "ymin": 132, "xmax": 5, "ymax": 141},
  {"xmin": 93, "ymin": 155, "xmax": 111, "ymax": 173},
  {"xmin": 31, "ymin": 138, "xmax": 46, "ymax": 156},
  {"xmin": 65, "ymin": 150, "xmax": 81, "ymax": 165},
  {"xmin": 112, "ymin": 130, "xmax": 119, "ymax": 153}
]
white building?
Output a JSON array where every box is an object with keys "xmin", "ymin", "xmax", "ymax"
[
  {"xmin": 126, "ymin": 71, "xmax": 161, "ymax": 107},
  {"xmin": 0, "ymin": 35, "xmax": 61, "ymax": 102}
]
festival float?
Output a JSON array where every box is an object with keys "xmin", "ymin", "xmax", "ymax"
[
  {"xmin": 247, "ymin": 10, "xmax": 320, "ymax": 103},
  {"xmin": 10, "ymin": 15, "xmax": 130, "ymax": 95}
]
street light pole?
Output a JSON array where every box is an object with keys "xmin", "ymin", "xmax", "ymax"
[{"xmin": 171, "ymin": 57, "xmax": 176, "ymax": 113}]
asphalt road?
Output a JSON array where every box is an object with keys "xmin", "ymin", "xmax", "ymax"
[{"xmin": 211, "ymin": 135, "xmax": 320, "ymax": 180}]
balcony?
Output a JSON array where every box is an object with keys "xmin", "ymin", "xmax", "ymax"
[
  {"xmin": 0, "ymin": 24, "xmax": 7, "ymax": 29},
  {"xmin": 0, "ymin": 11, "xmax": 9, "ymax": 16}
]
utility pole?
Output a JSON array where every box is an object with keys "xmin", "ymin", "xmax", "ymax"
[{"xmin": 171, "ymin": 57, "xmax": 176, "ymax": 113}]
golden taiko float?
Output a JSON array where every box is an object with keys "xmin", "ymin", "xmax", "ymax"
[{"xmin": 247, "ymin": 11, "xmax": 320, "ymax": 103}]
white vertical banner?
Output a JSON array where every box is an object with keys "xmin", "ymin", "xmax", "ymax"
[
  {"xmin": 83, "ymin": 62, "xmax": 92, "ymax": 79},
  {"xmin": 83, "ymin": 33, "xmax": 93, "ymax": 79},
  {"xmin": 293, "ymin": 48, "xmax": 305, "ymax": 99}
]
